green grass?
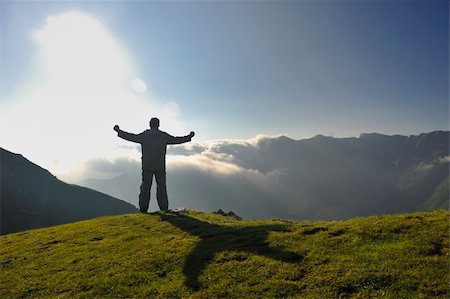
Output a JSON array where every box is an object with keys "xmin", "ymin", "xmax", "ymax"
[
  {"xmin": 419, "ymin": 178, "xmax": 449, "ymax": 211},
  {"xmin": 1, "ymin": 210, "xmax": 448, "ymax": 298}
]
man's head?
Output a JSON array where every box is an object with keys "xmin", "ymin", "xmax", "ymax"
[{"xmin": 150, "ymin": 117, "xmax": 160, "ymax": 129}]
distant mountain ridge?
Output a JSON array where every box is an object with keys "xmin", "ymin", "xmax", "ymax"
[
  {"xmin": 80, "ymin": 131, "xmax": 449, "ymax": 220},
  {"xmin": 0, "ymin": 148, "xmax": 138, "ymax": 234},
  {"xmin": 255, "ymin": 131, "xmax": 449, "ymax": 218}
]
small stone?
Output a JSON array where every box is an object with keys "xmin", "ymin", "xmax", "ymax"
[{"xmin": 156, "ymin": 270, "xmax": 166, "ymax": 277}]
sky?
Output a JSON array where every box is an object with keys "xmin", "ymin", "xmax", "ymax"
[{"xmin": 0, "ymin": 0, "xmax": 448, "ymax": 193}]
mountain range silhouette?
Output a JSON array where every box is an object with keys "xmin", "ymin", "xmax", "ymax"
[{"xmin": 82, "ymin": 131, "xmax": 449, "ymax": 220}]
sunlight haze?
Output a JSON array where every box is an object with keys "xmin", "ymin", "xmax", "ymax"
[
  {"xmin": 1, "ymin": 1, "xmax": 448, "ymax": 197},
  {"xmin": 1, "ymin": 10, "xmax": 188, "ymax": 176}
]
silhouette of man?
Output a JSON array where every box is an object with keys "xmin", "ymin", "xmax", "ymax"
[{"xmin": 114, "ymin": 118, "xmax": 194, "ymax": 212}]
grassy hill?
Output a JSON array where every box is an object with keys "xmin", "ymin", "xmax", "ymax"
[
  {"xmin": 1, "ymin": 210, "xmax": 448, "ymax": 298},
  {"xmin": 419, "ymin": 179, "xmax": 449, "ymax": 211}
]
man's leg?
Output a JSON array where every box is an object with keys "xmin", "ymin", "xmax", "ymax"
[
  {"xmin": 139, "ymin": 169, "xmax": 153, "ymax": 213},
  {"xmin": 155, "ymin": 169, "xmax": 168, "ymax": 211}
]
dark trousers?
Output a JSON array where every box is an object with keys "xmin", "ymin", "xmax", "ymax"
[{"xmin": 139, "ymin": 169, "xmax": 168, "ymax": 212}]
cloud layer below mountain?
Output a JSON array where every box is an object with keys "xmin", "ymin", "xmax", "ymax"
[{"xmin": 73, "ymin": 132, "xmax": 449, "ymax": 220}]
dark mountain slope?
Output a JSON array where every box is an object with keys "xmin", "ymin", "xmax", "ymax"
[
  {"xmin": 251, "ymin": 131, "xmax": 449, "ymax": 216},
  {"xmin": 0, "ymin": 148, "xmax": 137, "ymax": 234}
]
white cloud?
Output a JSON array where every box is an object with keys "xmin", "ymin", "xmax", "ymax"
[
  {"xmin": 416, "ymin": 163, "xmax": 434, "ymax": 172},
  {"xmin": 70, "ymin": 135, "xmax": 310, "ymax": 219},
  {"xmin": 415, "ymin": 155, "xmax": 450, "ymax": 172},
  {"xmin": 71, "ymin": 132, "xmax": 449, "ymax": 220},
  {"xmin": 438, "ymin": 155, "xmax": 450, "ymax": 164}
]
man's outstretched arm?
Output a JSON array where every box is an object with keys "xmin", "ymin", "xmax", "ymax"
[
  {"xmin": 114, "ymin": 125, "xmax": 142, "ymax": 143},
  {"xmin": 167, "ymin": 131, "xmax": 195, "ymax": 145}
]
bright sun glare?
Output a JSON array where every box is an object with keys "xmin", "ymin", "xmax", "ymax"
[
  {"xmin": 0, "ymin": 11, "xmax": 184, "ymax": 181},
  {"xmin": 34, "ymin": 12, "xmax": 129, "ymax": 89}
]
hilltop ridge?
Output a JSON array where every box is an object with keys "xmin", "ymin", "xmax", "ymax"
[{"xmin": 1, "ymin": 210, "xmax": 448, "ymax": 298}]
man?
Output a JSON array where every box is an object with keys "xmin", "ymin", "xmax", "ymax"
[{"xmin": 114, "ymin": 118, "xmax": 194, "ymax": 212}]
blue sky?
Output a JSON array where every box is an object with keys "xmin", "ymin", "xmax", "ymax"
[{"xmin": 0, "ymin": 0, "xmax": 448, "ymax": 174}]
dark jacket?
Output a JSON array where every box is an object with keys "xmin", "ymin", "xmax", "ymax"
[{"xmin": 118, "ymin": 128, "xmax": 192, "ymax": 170}]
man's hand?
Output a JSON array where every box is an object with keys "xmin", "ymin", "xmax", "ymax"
[
  {"xmin": 189, "ymin": 131, "xmax": 195, "ymax": 138},
  {"xmin": 114, "ymin": 125, "xmax": 120, "ymax": 132}
]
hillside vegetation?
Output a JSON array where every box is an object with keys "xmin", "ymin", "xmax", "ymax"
[{"xmin": 1, "ymin": 210, "xmax": 448, "ymax": 298}]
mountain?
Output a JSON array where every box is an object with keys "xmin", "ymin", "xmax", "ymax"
[
  {"xmin": 0, "ymin": 210, "xmax": 448, "ymax": 297},
  {"xmin": 79, "ymin": 131, "xmax": 449, "ymax": 220},
  {"xmin": 256, "ymin": 131, "xmax": 450, "ymax": 218},
  {"xmin": 0, "ymin": 148, "xmax": 138, "ymax": 234}
]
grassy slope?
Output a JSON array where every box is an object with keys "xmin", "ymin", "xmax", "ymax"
[
  {"xmin": 0, "ymin": 210, "xmax": 448, "ymax": 298},
  {"xmin": 419, "ymin": 179, "xmax": 449, "ymax": 211}
]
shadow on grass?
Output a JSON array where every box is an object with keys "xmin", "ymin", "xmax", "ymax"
[{"xmin": 159, "ymin": 212, "xmax": 303, "ymax": 290}]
